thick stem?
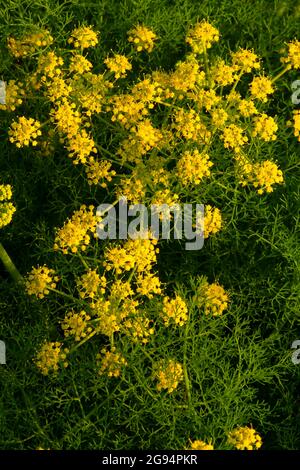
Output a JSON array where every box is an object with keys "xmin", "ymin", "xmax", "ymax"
[{"xmin": 0, "ymin": 242, "xmax": 23, "ymax": 284}]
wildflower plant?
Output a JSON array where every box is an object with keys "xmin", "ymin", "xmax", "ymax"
[{"xmin": 1, "ymin": 14, "xmax": 299, "ymax": 451}]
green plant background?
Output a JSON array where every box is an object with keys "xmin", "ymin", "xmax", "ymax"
[{"xmin": 0, "ymin": 0, "xmax": 300, "ymax": 450}]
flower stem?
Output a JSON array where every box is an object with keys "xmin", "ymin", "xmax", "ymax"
[
  {"xmin": 183, "ymin": 315, "xmax": 192, "ymax": 407},
  {"xmin": 0, "ymin": 242, "xmax": 23, "ymax": 284}
]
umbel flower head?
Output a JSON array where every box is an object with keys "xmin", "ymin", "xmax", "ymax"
[
  {"xmin": 228, "ymin": 426, "xmax": 262, "ymax": 450},
  {"xmin": 128, "ymin": 25, "xmax": 157, "ymax": 52},
  {"xmin": 187, "ymin": 439, "xmax": 214, "ymax": 450},
  {"xmin": 97, "ymin": 347, "xmax": 127, "ymax": 377},
  {"xmin": 68, "ymin": 26, "xmax": 99, "ymax": 49},
  {"xmin": 281, "ymin": 40, "xmax": 300, "ymax": 69},
  {"xmin": 25, "ymin": 265, "xmax": 59, "ymax": 299},
  {"xmin": 35, "ymin": 341, "xmax": 68, "ymax": 375},
  {"xmin": 186, "ymin": 20, "xmax": 220, "ymax": 54},
  {"xmin": 9, "ymin": 116, "xmax": 42, "ymax": 148},
  {"xmin": 154, "ymin": 359, "xmax": 184, "ymax": 393}
]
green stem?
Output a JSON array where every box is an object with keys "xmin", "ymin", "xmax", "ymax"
[
  {"xmin": 183, "ymin": 315, "xmax": 192, "ymax": 407},
  {"xmin": 271, "ymin": 66, "xmax": 290, "ymax": 83},
  {"xmin": 0, "ymin": 242, "xmax": 23, "ymax": 284}
]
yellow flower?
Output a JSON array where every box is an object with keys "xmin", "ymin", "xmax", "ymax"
[
  {"xmin": 188, "ymin": 439, "xmax": 214, "ymax": 450},
  {"xmin": 281, "ymin": 40, "xmax": 300, "ymax": 69},
  {"xmin": 35, "ymin": 341, "xmax": 68, "ymax": 375},
  {"xmin": 231, "ymin": 48, "xmax": 260, "ymax": 72},
  {"xmin": 177, "ymin": 149, "xmax": 213, "ymax": 186},
  {"xmin": 61, "ymin": 310, "xmax": 92, "ymax": 341},
  {"xmin": 85, "ymin": 158, "xmax": 116, "ymax": 187},
  {"xmin": 97, "ymin": 347, "xmax": 127, "ymax": 377},
  {"xmin": 228, "ymin": 426, "xmax": 262, "ymax": 450},
  {"xmin": 0, "ymin": 202, "xmax": 16, "ymax": 228},
  {"xmin": 69, "ymin": 54, "xmax": 93, "ymax": 74},
  {"xmin": 292, "ymin": 110, "xmax": 300, "ymax": 141},
  {"xmin": 25, "ymin": 265, "xmax": 59, "ymax": 299},
  {"xmin": 211, "ymin": 60, "xmax": 239, "ymax": 86},
  {"xmin": 0, "ymin": 184, "xmax": 13, "ymax": 202},
  {"xmin": 162, "ymin": 295, "xmax": 188, "ymax": 326},
  {"xmin": 204, "ymin": 282, "xmax": 229, "ymax": 316},
  {"xmin": 173, "ymin": 108, "xmax": 211, "ymax": 143},
  {"xmin": 7, "ymin": 30, "xmax": 53, "ymax": 58},
  {"xmin": 44, "ymin": 76, "xmax": 72, "ymax": 103},
  {"xmin": 68, "ymin": 26, "xmax": 99, "ymax": 49},
  {"xmin": 211, "ymin": 108, "xmax": 228, "ymax": 128},
  {"xmin": 252, "ymin": 114, "xmax": 277, "ymax": 141},
  {"xmin": 221, "ymin": 124, "xmax": 248, "ymax": 152},
  {"xmin": 54, "ymin": 205, "xmax": 99, "ymax": 254},
  {"xmin": 0, "ymin": 80, "xmax": 25, "ymax": 111},
  {"xmin": 77, "ymin": 269, "xmax": 106, "ymax": 298},
  {"xmin": 250, "ymin": 76, "xmax": 274, "ymax": 102},
  {"xmin": 186, "ymin": 20, "xmax": 220, "ymax": 54},
  {"xmin": 37, "ymin": 52, "xmax": 64, "ymax": 80},
  {"xmin": 203, "ymin": 205, "xmax": 222, "ymax": 238},
  {"xmin": 104, "ymin": 54, "xmax": 132, "ymax": 79},
  {"xmin": 128, "ymin": 25, "xmax": 157, "ymax": 52},
  {"xmin": 252, "ymin": 160, "xmax": 284, "ymax": 194},
  {"xmin": 154, "ymin": 359, "xmax": 184, "ymax": 393},
  {"xmin": 136, "ymin": 273, "xmax": 162, "ymax": 298},
  {"xmin": 9, "ymin": 116, "xmax": 42, "ymax": 148},
  {"xmin": 123, "ymin": 316, "xmax": 154, "ymax": 344},
  {"xmin": 238, "ymin": 99, "xmax": 258, "ymax": 117},
  {"xmin": 51, "ymin": 99, "xmax": 82, "ymax": 137},
  {"xmin": 67, "ymin": 129, "xmax": 97, "ymax": 164}
]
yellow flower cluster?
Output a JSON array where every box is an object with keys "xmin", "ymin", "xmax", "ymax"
[
  {"xmin": 281, "ymin": 40, "xmax": 300, "ymax": 69},
  {"xmin": 154, "ymin": 359, "xmax": 184, "ymax": 393},
  {"xmin": 109, "ymin": 94, "xmax": 148, "ymax": 128},
  {"xmin": 250, "ymin": 76, "xmax": 274, "ymax": 102},
  {"xmin": 128, "ymin": 25, "xmax": 157, "ymax": 52},
  {"xmin": 35, "ymin": 341, "xmax": 68, "ymax": 375},
  {"xmin": 221, "ymin": 124, "xmax": 248, "ymax": 152},
  {"xmin": 104, "ymin": 238, "xmax": 158, "ymax": 275},
  {"xmin": 9, "ymin": 116, "xmax": 41, "ymax": 148},
  {"xmin": 211, "ymin": 108, "xmax": 228, "ymax": 128},
  {"xmin": 0, "ymin": 184, "xmax": 13, "ymax": 202},
  {"xmin": 161, "ymin": 295, "xmax": 188, "ymax": 326},
  {"xmin": 203, "ymin": 205, "xmax": 222, "ymax": 238},
  {"xmin": 68, "ymin": 26, "xmax": 99, "ymax": 49},
  {"xmin": 173, "ymin": 108, "xmax": 211, "ymax": 143},
  {"xmin": 37, "ymin": 52, "xmax": 64, "ymax": 80},
  {"xmin": 211, "ymin": 60, "xmax": 239, "ymax": 86},
  {"xmin": 252, "ymin": 114, "xmax": 277, "ymax": 141},
  {"xmin": 123, "ymin": 315, "xmax": 154, "ymax": 344},
  {"xmin": 231, "ymin": 48, "xmax": 260, "ymax": 73},
  {"xmin": 187, "ymin": 440, "xmax": 214, "ymax": 450},
  {"xmin": 204, "ymin": 282, "xmax": 229, "ymax": 316},
  {"xmin": 227, "ymin": 426, "xmax": 262, "ymax": 450},
  {"xmin": 7, "ymin": 30, "xmax": 53, "ymax": 58},
  {"xmin": 0, "ymin": 184, "xmax": 16, "ymax": 228},
  {"xmin": 51, "ymin": 100, "xmax": 82, "ymax": 137},
  {"xmin": 61, "ymin": 310, "xmax": 92, "ymax": 341},
  {"xmin": 169, "ymin": 59, "xmax": 204, "ymax": 94},
  {"xmin": 104, "ymin": 54, "xmax": 132, "ymax": 79},
  {"xmin": 44, "ymin": 76, "xmax": 72, "ymax": 103},
  {"xmin": 136, "ymin": 273, "xmax": 162, "ymax": 298},
  {"xmin": 0, "ymin": 80, "xmax": 25, "ymax": 111},
  {"xmin": 0, "ymin": 202, "xmax": 16, "ymax": 229},
  {"xmin": 85, "ymin": 158, "xmax": 116, "ymax": 187},
  {"xmin": 77, "ymin": 269, "xmax": 106, "ymax": 298},
  {"xmin": 54, "ymin": 205, "xmax": 99, "ymax": 254},
  {"xmin": 177, "ymin": 150, "xmax": 213, "ymax": 186},
  {"xmin": 97, "ymin": 347, "xmax": 127, "ymax": 377},
  {"xmin": 292, "ymin": 110, "xmax": 300, "ymax": 141},
  {"xmin": 192, "ymin": 89, "xmax": 221, "ymax": 111},
  {"xmin": 69, "ymin": 54, "xmax": 93, "ymax": 74},
  {"xmin": 238, "ymin": 99, "xmax": 258, "ymax": 117},
  {"xmin": 67, "ymin": 128, "xmax": 97, "ymax": 164},
  {"xmin": 236, "ymin": 155, "xmax": 284, "ymax": 194},
  {"xmin": 252, "ymin": 160, "xmax": 284, "ymax": 194},
  {"xmin": 25, "ymin": 266, "xmax": 59, "ymax": 299},
  {"xmin": 186, "ymin": 20, "xmax": 220, "ymax": 54}
]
